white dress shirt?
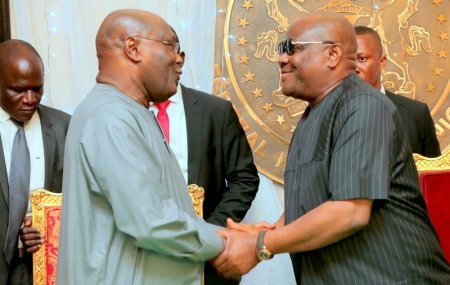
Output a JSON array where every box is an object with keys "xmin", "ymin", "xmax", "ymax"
[
  {"xmin": 150, "ymin": 84, "xmax": 188, "ymax": 183},
  {"xmin": 0, "ymin": 107, "xmax": 46, "ymax": 196}
]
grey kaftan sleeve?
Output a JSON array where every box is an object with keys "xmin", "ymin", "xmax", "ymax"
[{"xmin": 79, "ymin": 102, "xmax": 223, "ymax": 262}]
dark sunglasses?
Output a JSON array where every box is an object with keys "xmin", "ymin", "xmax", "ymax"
[{"xmin": 277, "ymin": 39, "xmax": 335, "ymax": 56}]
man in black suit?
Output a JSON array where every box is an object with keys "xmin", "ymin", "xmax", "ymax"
[
  {"xmin": 355, "ymin": 25, "xmax": 441, "ymax": 157},
  {"xmin": 151, "ymin": 47, "xmax": 259, "ymax": 284},
  {"xmin": 180, "ymin": 83, "xmax": 259, "ymax": 226},
  {"xmin": 0, "ymin": 39, "xmax": 70, "ymax": 285}
]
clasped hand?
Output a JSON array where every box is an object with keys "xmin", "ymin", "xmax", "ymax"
[
  {"xmin": 211, "ymin": 218, "xmax": 275, "ymax": 280},
  {"xmin": 20, "ymin": 216, "xmax": 44, "ymax": 254}
]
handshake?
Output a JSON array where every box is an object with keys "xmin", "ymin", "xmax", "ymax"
[{"xmin": 211, "ymin": 218, "xmax": 276, "ymax": 280}]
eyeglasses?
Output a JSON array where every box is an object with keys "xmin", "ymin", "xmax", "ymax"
[
  {"xmin": 277, "ymin": 39, "xmax": 335, "ymax": 55},
  {"xmin": 129, "ymin": 35, "xmax": 181, "ymax": 54}
]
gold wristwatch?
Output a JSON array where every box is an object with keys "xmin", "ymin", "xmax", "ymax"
[{"xmin": 256, "ymin": 231, "xmax": 274, "ymax": 261}]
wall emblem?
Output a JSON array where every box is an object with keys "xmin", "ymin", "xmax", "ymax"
[{"xmin": 214, "ymin": 0, "xmax": 449, "ymax": 183}]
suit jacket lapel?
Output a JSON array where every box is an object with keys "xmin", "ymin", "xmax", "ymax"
[
  {"xmin": 38, "ymin": 107, "xmax": 56, "ymax": 189},
  {"xmin": 0, "ymin": 136, "xmax": 9, "ymax": 207},
  {"xmin": 181, "ymin": 85, "xmax": 202, "ymax": 184}
]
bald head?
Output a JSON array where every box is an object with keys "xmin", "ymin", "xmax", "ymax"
[
  {"xmin": 289, "ymin": 14, "xmax": 357, "ymax": 65},
  {"xmin": 96, "ymin": 9, "xmax": 173, "ymax": 61},
  {"xmin": 0, "ymin": 40, "xmax": 44, "ymax": 122},
  {"xmin": 0, "ymin": 39, "xmax": 43, "ymax": 71},
  {"xmin": 279, "ymin": 14, "xmax": 357, "ymax": 104},
  {"xmin": 95, "ymin": 9, "xmax": 182, "ymax": 106}
]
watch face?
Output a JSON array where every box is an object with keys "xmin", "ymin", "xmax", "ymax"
[{"xmin": 257, "ymin": 249, "xmax": 273, "ymax": 260}]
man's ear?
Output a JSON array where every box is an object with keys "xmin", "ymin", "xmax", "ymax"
[
  {"xmin": 124, "ymin": 37, "xmax": 142, "ymax": 62},
  {"xmin": 327, "ymin": 44, "xmax": 342, "ymax": 69},
  {"xmin": 380, "ymin": 55, "xmax": 387, "ymax": 71}
]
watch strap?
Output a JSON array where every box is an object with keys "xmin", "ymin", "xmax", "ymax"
[{"xmin": 257, "ymin": 231, "xmax": 267, "ymax": 250}]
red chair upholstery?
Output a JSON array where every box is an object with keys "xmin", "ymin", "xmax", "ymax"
[
  {"xmin": 29, "ymin": 189, "xmax": 62, "ymax": 285},
  {"xmin": 28, "ymin": 186, "xmax": 202, "ymax": 285},
  {"xmin": 419, "ymin": 171, "xmax": 450, "ymax": 262},
  {"xmin": 414, "ymin": 150, "xmax": 450, "ymax": 263}
]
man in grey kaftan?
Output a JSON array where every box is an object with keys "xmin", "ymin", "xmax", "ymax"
[{"xmin": 57, "ymin": 10, "xmax": 223, "ymax": 285}]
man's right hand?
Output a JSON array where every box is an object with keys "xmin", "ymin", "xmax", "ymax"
[
  {"xmin": 212, "ymin": 227, "xmax": 260, "ymax": 280},
  {"xmin": 20, "ymin": 216, "xmax": 44, "ymax": 254}
]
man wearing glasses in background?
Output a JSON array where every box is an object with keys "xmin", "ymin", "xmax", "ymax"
[{"xmin": 211, "ymin": 13, "xmax": 450, "ymax": 284}]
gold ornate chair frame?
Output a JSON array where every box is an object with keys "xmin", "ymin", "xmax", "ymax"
[
  {"xmin": 28, "ymin": 185, "xmax": 203, "ymax": 285},
  {"xmin": 413, "ymin": 150, "xmax": 450, "ymax": 262},
  {"xmin": 29, "ymin": 189, "xmax": 62, "ymax": 285},
  {"xmin": 413, "ymin": 149, "xmax": 450, "ymax": 172},
  {"xmin": 188, "ymin": 184, "xmax": 205, "ymax": 218},
  {"xmin": 188, "ymin": 184, "xmax": 205, "ymax": 284}
]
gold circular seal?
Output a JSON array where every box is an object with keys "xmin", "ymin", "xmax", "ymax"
[{"xmin": 214, "ymin": 0, "xmax": 450, "ymax": 184}]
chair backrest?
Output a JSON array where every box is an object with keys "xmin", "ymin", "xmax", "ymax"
[
  {"xmin": 414, "ymin": 150, "xmax": 450, "ymax": 262},
  {"xmin": 414, "ymin": 150, "xmax": 450, "ymax": 172},
  {"xmin": 28, "ymin": 186, "xmax": 203, "ymax": 284},
  {"xmin": 29, "ymin": 189, "xmax": 62, "ymax": 285},
  {"xmin": 188, "ymin": 184, "xmax": 205, "ymax": 217},
  {"xmin": 187, "ymin": 184, "xmax": 206, "ymax": 284}
]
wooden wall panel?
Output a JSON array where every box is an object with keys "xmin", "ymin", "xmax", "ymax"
[{"xmin": 0, "ymin": 0, "xmax": 10, "ymax": 42}]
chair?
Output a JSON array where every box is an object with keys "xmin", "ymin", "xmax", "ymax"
[
  {"xmin": 188, "ymin": 184, "xmax": 205, "ymax": 284},
  {"xmin": 28, "ymin": 185, "xmax": 204, "ymax": 285},
  {"xmin": 188, "ymin": 184, "xmax": 205, "ymax": 218},
  {"xmin": 413, "ymin": 150, "xmax": 450, "ymax": 262},
  {"xmin": 29, "ymin": 189, "xmax": 62, "ymax": 285}
]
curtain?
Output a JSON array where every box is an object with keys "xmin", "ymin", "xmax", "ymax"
[{"xmin": 10, "ymin": 0, "xmax": 216, "ymax": 113}]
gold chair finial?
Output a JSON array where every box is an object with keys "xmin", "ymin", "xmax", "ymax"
[{"xmin": 188, "ymin": 184, "xmax": 205, "ymax": 218}]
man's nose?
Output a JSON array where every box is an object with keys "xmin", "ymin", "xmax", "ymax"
[
  {"xmin": 176, "ymin": 53, "xmax": 184, "ymax": 66},
  {"xmin": 23, "ymin": 90, "xmax": 38, "ymax": 104},
  {"xmin": 278, "ymin": 53, "xmax": 288, "ymax": 67}
]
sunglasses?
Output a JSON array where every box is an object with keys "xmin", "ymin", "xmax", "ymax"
[{"xmin": 277, "ymin": 39, "xmax": 335, "ymax": 56}]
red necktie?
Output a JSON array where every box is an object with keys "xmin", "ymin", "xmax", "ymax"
[{"xmin": 155, "ymin": 100, "xmax": 171, "ymax": 143}]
